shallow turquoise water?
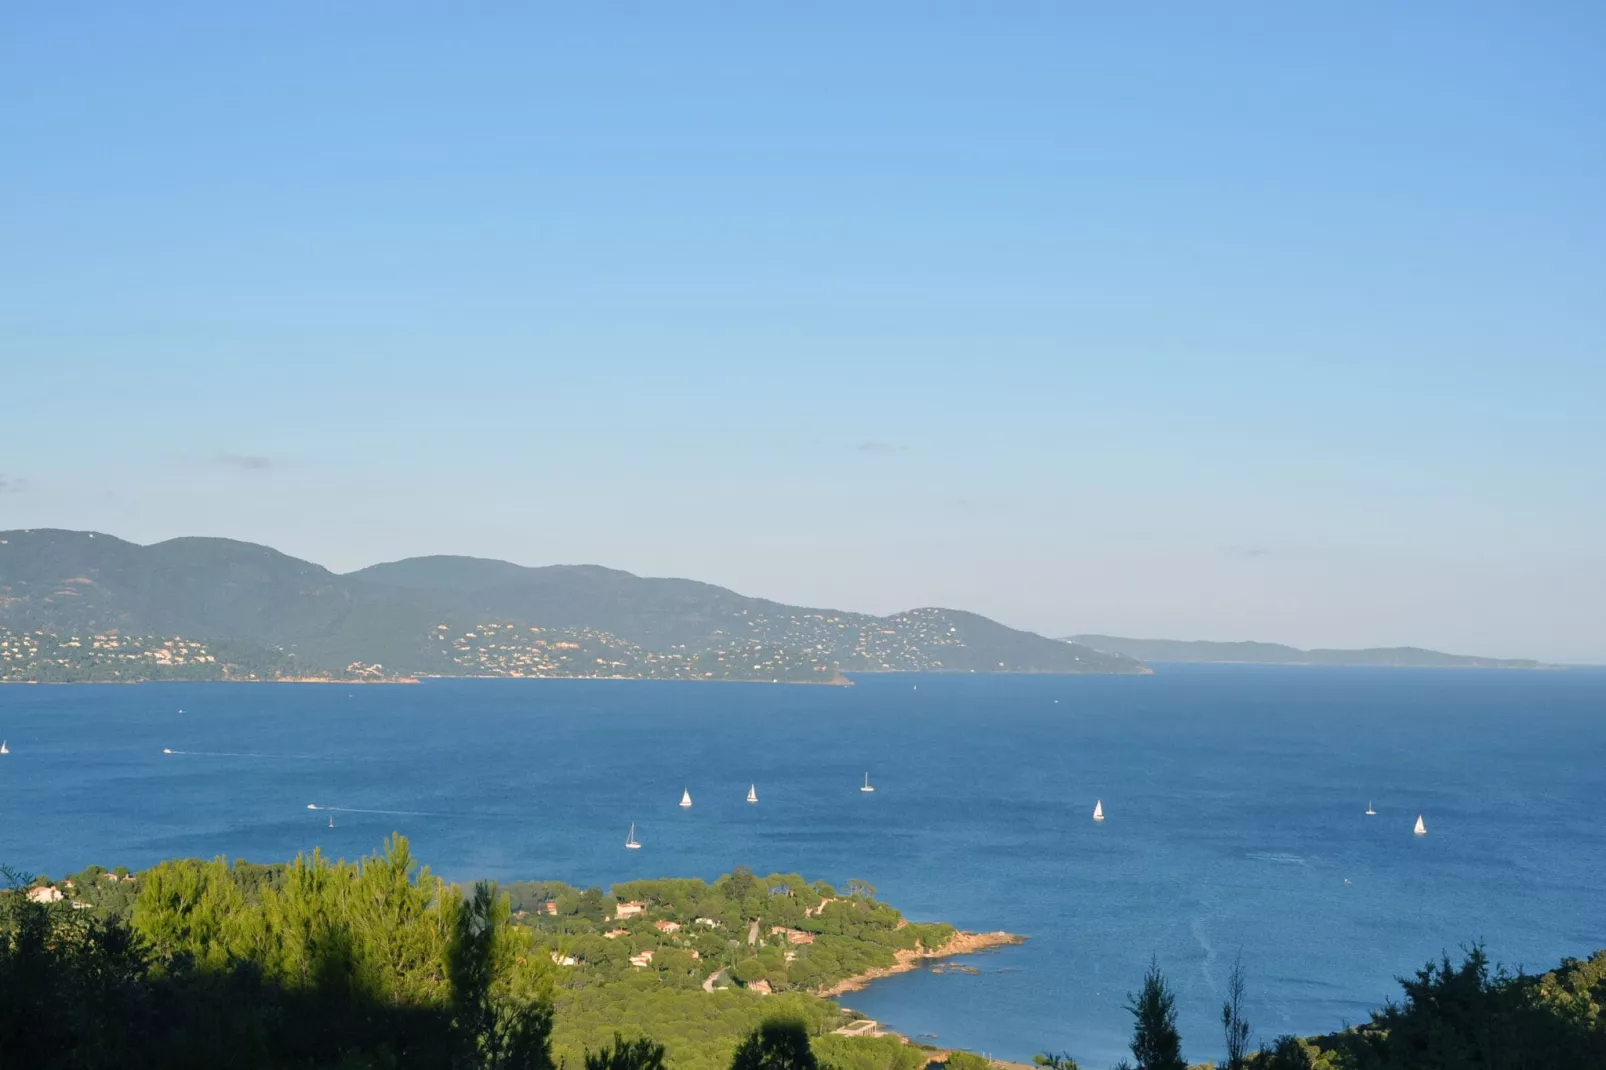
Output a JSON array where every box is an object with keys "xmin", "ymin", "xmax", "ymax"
[{"xmin": 2, "ymin": 667, "xmax": 1602, "ymax": 1065}]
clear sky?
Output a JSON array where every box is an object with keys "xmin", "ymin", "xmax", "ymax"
[{"xmin": 3, "ymin": 4, "xmax": 1603, "ymax": 662}]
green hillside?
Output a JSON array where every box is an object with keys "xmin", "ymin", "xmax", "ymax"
[{"xmin": 0, "ymin": 529, "xmax": 1145, "ymax": 681}]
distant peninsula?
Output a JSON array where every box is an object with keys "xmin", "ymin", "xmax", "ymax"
[
  {"xmin": 1064, "ymin": 634, "xmax": 1550, "ymax": 669},
  {"xmin": 0, "ymin": 528, "xmax": 1147, "ymax": 683}
]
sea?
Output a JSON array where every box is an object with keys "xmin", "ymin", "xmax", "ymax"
[{"xmin": 2, "ymin": 666, "xmax": 1603, "ymax": 1067}]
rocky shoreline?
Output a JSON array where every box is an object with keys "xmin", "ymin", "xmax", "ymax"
[{"xmin": 815, "ymin": 929, "xmax": 1025, "ymax": 998}]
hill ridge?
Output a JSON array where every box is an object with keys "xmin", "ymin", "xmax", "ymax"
[
  {"xmin": 1066, "ymin": 634, "xmax": 1547, "ymax": 669},
  {"xmin": 0, "ymin": 528, "xmax": 1145, "ymax": 681}
]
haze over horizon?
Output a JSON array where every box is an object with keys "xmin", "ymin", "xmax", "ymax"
[{"xmin": 4, "ymin": 5, "xmax": 1603, "ymax": 663}]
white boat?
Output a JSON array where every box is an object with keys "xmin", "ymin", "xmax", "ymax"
[
  {"xmin": 0, "ymin": 740, "xmax": 8, "ymax": 755},
  {"xmin": 679, "ymin": 789, "xmax": 693, "ymax": 808},
  {"xmin": 747, "ymin": 784, "xmax": 758, "ymax": 804},
  {"xmin": 328, "ymin": 814, "xmax": 335, "ymax": 829},
  {"xmin": 625, "ymin": 822, "xmax": 641, "ymax": 849},
  {"xmin": 1414, "ymin": 815, "xmax": 1427, "ymax": 836},
  {"xmin": 860, "ymin": 773, "xmax": 875, "ymax": 793},
  {"xmin": 1365, "ymin": 802, "xmax": 1377, "ymax": 816},
  {"xmin": 1093, "ymin": 800, "xmax": 1105, "ymax": 822},
  {"xmin": 162, "ymin": 748, "xmax": 173, "ymax": 755}
]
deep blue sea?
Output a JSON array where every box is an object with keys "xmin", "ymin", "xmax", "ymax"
[{"xmin": 2, "ymin": 667, "xmax": 1603, "ymax": 1066}]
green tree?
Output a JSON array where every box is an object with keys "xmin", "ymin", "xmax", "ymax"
[
  {"xmin": 730, "ymin": 1018, "xmax": 819, "ymax": 1070},
  {"xmin": 1125, "ymin": 958, "xmax": 1186, "ymax": 1070},
  {"xmin": 942, "ymin": 1053, "xmax": 990, "ymax": 1070},
  {"xmin": 1259, "ymin": 1035, "xmax": 1315, "ymax": 1070},
  {"xmin": 450, "ymin": 880, "xmax": 556, "ymax": 1070},
  {"xmin": 585, "ymin": 1032, "xmax": 669, "ymax": 1070},
  {"xmin": 1032, "ymin": 1053, "xmax": 1080, "ymax": 1070}
]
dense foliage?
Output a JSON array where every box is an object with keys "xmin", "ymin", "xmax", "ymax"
[
  {"xmin": 1043, "ymin": 947, "xmax": 1606, "ymax": 1070},
  {"xmin": 501, "ymin": 868, "xmax": 954, "ymax": 1068},
  {"xmin": 0, "ymin": 837, "xmax": 552, "ymax": 1068},
  {"xmin": 1307, "ymin": 944, "xmax": 1606, "ymax": 1070},
  {"xmin": 3, "ymin": 843, "xmax": 955, "ymax": 1070}
]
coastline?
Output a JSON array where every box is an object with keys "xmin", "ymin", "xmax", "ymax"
[
  {"xmin": 0, "ymin": 676, "xmax": 420, "ymax": 686},
  {"xmin": 816, "ymin": 929, "xmax": 1025, "ymax": 998}
]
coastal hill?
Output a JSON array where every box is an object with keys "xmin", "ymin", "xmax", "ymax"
[
  {"xmin": 0, "ymin": 528, "xmax": 1145, "ymax": 681},
  {"xmin": 1066, "ymin": 634, "xmax": 1546, "ymax": 669}
]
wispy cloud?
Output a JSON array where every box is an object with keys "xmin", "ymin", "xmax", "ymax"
[
  {"xmin": 853, "ymin": 441, "xmax": 906, "ymax": 454},
  {"xmin": 215, "ymin": 453, "xmax": 272, "ymax": 471}
]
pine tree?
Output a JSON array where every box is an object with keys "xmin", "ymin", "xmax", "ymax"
[
  {"xmin": 586, "ymin": 1032, "xmax": 669, "ymax": 1070},
  {"xmin": 730, "ymin": 1018, "xmax": 819, "ymax": 1070},
  {"xmin": 1126, "ymin": 957, "xmax": 1186, "ymax": 1070}
]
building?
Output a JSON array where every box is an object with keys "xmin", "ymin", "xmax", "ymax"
[
  {"xmin": 770, "ymin": 926, "xmax": 816, "ymax": 945},
  {"xmin": 653, "ymin": 919, "xmax": 681, "ymax": 934},
  {"xmin": 615, "ymin": 901, "xmax": 647, "ymax": 919},
  {"xmin": 27, "ymin": 886, "xmax": 63, "ymax": 904},
  {"xmin": 628, "ymin": 950, "xmax": 655, "ymax": 968}
]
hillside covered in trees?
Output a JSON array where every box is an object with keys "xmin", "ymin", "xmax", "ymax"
[
  {"xmin": 0, "ymin": 529, "xmax": 1145, "ymax": 682},
  {"xmin": 2, "ymin": 838, "xmax": 995, "ymax": 1070}
]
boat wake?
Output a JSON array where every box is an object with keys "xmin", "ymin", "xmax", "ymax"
[
  {"xmin": 163, "ymin": 749, "xmax": 337, "ymax": 760},
  {"xmin": 1246, "ymin": 851, "xmax": 1310, "ymax": 867},
  {"xmin": 305, "ymin": 803, "xmax": 457, "ymax": 817}
]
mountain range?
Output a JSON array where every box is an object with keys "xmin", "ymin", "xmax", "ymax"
[
  {"xmin": 0, "ymin": 529, "xmax": 1144, "ymax": 682},
  {"xmin": 1066, "ymin": 635, "xmax": 1547, "ymax": 669}
]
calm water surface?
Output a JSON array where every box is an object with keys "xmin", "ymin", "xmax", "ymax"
[{"xmin": 2, "ymin": 667, "xmax": 1603, "ymax": 1065}]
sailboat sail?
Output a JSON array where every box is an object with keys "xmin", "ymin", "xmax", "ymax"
[
  {"xmin": 860, "ymin": 772, "xmax": 875, "ymax": 793},
  {"xmin": 1093, "ymin": 800, "xmax": 1105, "ymax": 821},
  {"xmin": 1413, "ymin": 815, "xmax": 1427, "ymax": 835},
  {"xmin": 626, "ymin": 822, "xmax": 641, "ymax": 848},
  {"xmin": 679, "ymin": 789, "xmax": 693, "ymax": 808},
  {"xmin": 0, "ymin": 740, "xmax": 8, "ymax": 755},
  {"xmin": 1366, "ymin": 801, "xmax": 1377, "ymax": 815},
  {"xmin": 747, "ymin": 784, "xmax": 758, "ymax": 803}
]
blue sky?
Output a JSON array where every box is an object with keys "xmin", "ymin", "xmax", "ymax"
[{"xmin": 2, "ymin": 4, "xmax": 1603, "ymax": 661}]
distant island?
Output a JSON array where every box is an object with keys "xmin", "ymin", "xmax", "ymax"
[
  {"xmin": 0, "ymin": 528, "xmax": 1146, "ymax": 683},
  {"xmin": 1065, "ymin": 634, "xmax": 1550, "ymax": 669}
]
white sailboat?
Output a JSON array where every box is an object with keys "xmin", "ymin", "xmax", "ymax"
[
  {"xmin": 860, "ymin": 772, "xmax": 875, "ymax": 793},
  {"xmin": 1413, "ymin": 815, "xmax": 1427, "ymax": 836},
  {"xmin": 1365, "ymin": 802, "xmax": 1377, "ymax": 816},
  {"xmin": 1093, "ymin": 800, "xmax": 1105, "ymax": 822},
  {"xmin": 747, "ymin": 784, "xmax": 758, "ymax": 804},
  {"xmin": 625, "ymin": 822, "xmax": 641, "ymax": 849},
  {"xmin": 328, "ymin": 813, "xmax": 335, "ymax": 829},
  {"xmin": 0, "ymin": 740, "xmax": 8, "ymax": 755},
  {"xmin": 679, "ymin": 789, "xmax": 693, "ymax": 808}
]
